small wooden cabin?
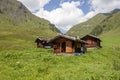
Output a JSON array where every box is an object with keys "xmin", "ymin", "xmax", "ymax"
[
  {"xmin": 81, "ymin": 34, "xmax": 101, "ymax": 48},
  {"xmin": 35, "ymin": 38, "xmax": 51, "ymax": 48},
  {"xmin": 48, "ymin": 34, "xmax": 86, "ymax": 54}
]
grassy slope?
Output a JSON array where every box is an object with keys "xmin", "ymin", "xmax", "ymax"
[
  {"xmin": 92, "ymin": 11, "xmax": 120, "ymax": 47},
  {"xmin": 0, "ymin": 0, "xmax": 60, "ymax": 50},
  {"xmin": 0, "ymin": 1, "xmax": 120, "ymax": 79},
  {"xmin": 1, "ymin": 16, "xmax": 120, "ymax": 79},
  {"xmin": 0, "ymin": 41, "xmax": 120, "ymax": 80},
  {"xmin": 91, "ymin": 11, "xmax": 120, "ymax": 36},
  {"xmin": 67, "ymin": 13, "xmax": 109, "ymax": 37}
]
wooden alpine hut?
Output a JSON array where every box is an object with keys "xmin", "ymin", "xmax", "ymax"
[
  {"xmin": 35, "ymin": 38, "xmax": 51, "ymax": 48},
  {"xmin": 48, "ymin": 34, "xmax": 86, "ymax": 54},
  {"xmin": 81, "ymin": 34, "xmax": 101, "ymax": 48}
]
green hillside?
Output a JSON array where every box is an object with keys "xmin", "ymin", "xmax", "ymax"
[
  {"xmin": 67, "ymin": 13, "xmax": 109, "ymax": 37},
  {"xmin": 67, "ymin": 9, "xmax": 120, "ymax": 37},
  {"xmin": 99, "ymin": 11, "xmax": 120, "ymax": 49},
  {"xmin": 0, "ymin": 1, "xmax": 120, "ymax": 79},
  {"xmin": 91, "ymin": 9, "xmax": 120, "ymax": 36},
  {"xmin": 0, "ymin": 41, "xmax": 120, "ymax": 80},
  {"xmin": 67, "ymin": 9, "xmax": 120, "ymax": 48},
  {"xmin": 0, "ymin": 0, "xmax": 60, "ymax": 50}
]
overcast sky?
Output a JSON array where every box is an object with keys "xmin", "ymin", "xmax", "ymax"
[{"xmin": 18, "ymin": 0, "xmax": 120, "ymax": 33}]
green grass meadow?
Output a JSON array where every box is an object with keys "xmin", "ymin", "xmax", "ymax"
[
  {"xmin": 0, "ymin": 36, "xmax": 120, "ymax": 80},
  {"xmin": 0, "ymin": 0, "xmax": 120, "ymax": 80}
]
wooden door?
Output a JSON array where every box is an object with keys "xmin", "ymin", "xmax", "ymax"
[
  {"xmin": 66, "ymin": 41, "xmax": 73, "ymax": 53},
  {"xmin": 61, "ymin": 42, "xmax": 66, "ymax": 53}
]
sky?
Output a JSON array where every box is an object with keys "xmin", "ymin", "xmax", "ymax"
[{"xmin": 18, "ymin": 0, "xmax": 120, "ymax": 33}]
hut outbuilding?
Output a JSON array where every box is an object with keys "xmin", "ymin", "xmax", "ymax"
[
  {"xmin": 81, "ymin": 34, "xmax": 101, "ymax": 48},
  {"xmin": 35, "ymin": 38, "xmax": 51, "ymax": 48}
]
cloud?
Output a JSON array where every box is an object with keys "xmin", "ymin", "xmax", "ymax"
[
  {"xmin": 90, "ymin": 0, "xmax": 120, "ymax": 13},
  {"xmin": 35, "ymin": 1, "xmax": 86, "ymax": 33},
  {"xmin": 18, "ymin": 0, "xmax": 120, "ymax": 33},
  {"xmin": 84, "ymin": 11, "xmax": 97, "ymax": 20},
  {"xmin": 60, "ymin": 0, "xmax": 65, "ymax": 4},
  {"xmin": 18, "ymin": 0, "xmax": 50, "ymax": 12}
]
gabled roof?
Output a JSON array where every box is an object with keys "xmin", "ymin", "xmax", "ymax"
[
  {"xmin": 35, "ymin": 37, "xmax": 50, "ymax": 43},
  {"xmin": 81, "ymin": 34, "xmax": 101, "ymax": 41},
  {"xmin": 48, "ymin": 34, "xmax": 86, "ymax": 43}
]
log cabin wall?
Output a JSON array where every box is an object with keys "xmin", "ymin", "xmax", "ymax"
[
  {"xmin": 53, "ymin": 43, "xmax": 60, "ymax": 53},
  {"xmin": 66, "ymin": 41, "xmax": 73, "ymax": 53},
  {"xmin": 35, "ymin": 38, "xmax": 51, "ymax": 48},
  {"xmin": 52, "ymin": 37, "xmax": 74, "ymax": 53},
  {"xmin": 84, "ymin": 36, "xmax": 100, "ymax": 48},
  {"xmin": 37, "ymin": 43, "xmax": 44, "ymax": 48}
]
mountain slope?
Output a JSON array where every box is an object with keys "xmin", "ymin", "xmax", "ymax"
[
  {"xmin": 67, "ymin": 13, "xmax": 109, "ymax": 36},
  {"xmin": 97, "ymin": 11, "xmax": 120, "ymax": 47},
  {"xmin": 91, "ymin": 9, "xmax": 120, "ymax": 36},
  {"xmin": 67, "ymin": 9, "xmax": 120, "ymax": 37},
  {"xmin": 0, "ymin": 0, "xmax": 60, "ymax": 50}
]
